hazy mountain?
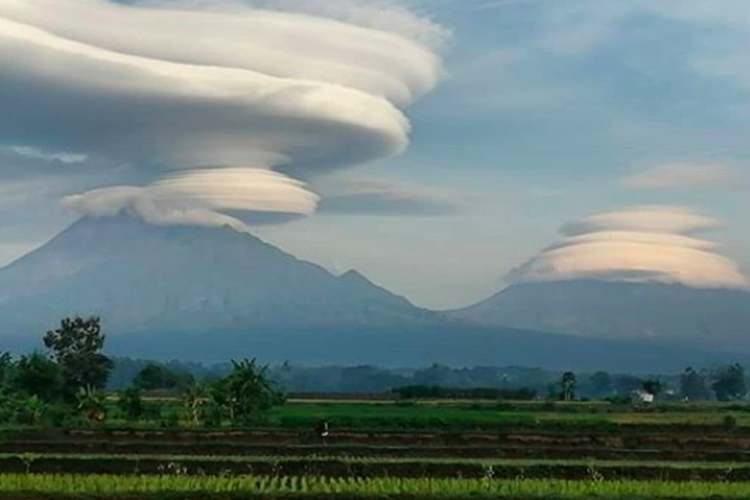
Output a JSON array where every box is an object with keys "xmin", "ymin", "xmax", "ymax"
[
  {"xmin": 0, "ymin": 215, "xmax": 742, "ymax": 371},
  {"xmin": 450, "ymin": 280, "xmax": 750, "ymax": 350},
  {"xmin": 0, "ymin": 214, "xmax": 430, "ymax": 336}
]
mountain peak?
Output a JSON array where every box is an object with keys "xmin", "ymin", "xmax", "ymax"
[
  {"xmin": 0, "ymin": 214, "xmax": 431, "ymax": 353},
  {"xmin": 339, "ymin": 269, "xmax": 369, "ymax": 283}
]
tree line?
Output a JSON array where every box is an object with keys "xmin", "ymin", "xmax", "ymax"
[
  {"xmin": 553, "ymin": 366, "xmax": 748, "ymax": 403},
  {"xmin": 0, "ymin": 316, "xmax": 283, "ymax": 427}
]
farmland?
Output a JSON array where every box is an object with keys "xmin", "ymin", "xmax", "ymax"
[
  {"xmin": 4, "ymin": 325, "xmax": 750, "ymax": 498},
  {"xmin": 4, "ymin": 400, "xmax": 750, "ymax": 498}
]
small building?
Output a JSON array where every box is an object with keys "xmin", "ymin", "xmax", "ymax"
[{"xmin": 632, "ymin": 389, "xmax": 654, "ymax": 404}]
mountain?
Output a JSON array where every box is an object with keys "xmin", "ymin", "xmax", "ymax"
[
  {"xmin": 450, "ymin": 280, "xmax": 750, "ymax": 350},
  {"xmin": 0, "ymin": 213, "xmax": 429, "ymax": 336},
  {"xmin": 0, "ymin": 215, "xmax": 743, "ymax": 371}
]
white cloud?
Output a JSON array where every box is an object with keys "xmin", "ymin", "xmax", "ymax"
[
  {"xmin": 315, "ymin": 175, "xmax": 460, "ymax": 216},
  {"xmin": 511, "ymin": 206, "xmax": 748, "ymax": 289},
  {"xmin": 622, "ymin": 163, "xmax": 744, "ymax": 191},
  {"xmin": 62, "ymin": 168, "xmax": 319, "ymax": 232},
  {"xmin": 0, "ymin": 0, "xmax": 443, "ymax": 226},
  {"xmin": 560, "ymin": 206, "xmax": 721, "ymax": 236},
  {"xmin": 10, "ymin": 146, "xmax": 87, "ymax": 164}
]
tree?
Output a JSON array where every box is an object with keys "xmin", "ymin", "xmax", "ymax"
[
  {"xmin": 712, "ymin": 363, "xmax": 747, "ymax": 402},
  {"xmin": 11, "ymin": 352, "xmax": 64, "ymax": 402},
  {"xmin": 680, "ymin": 367, "xmax": 710, "ymax": 401},
  {"xmin": 220, "ymin": 359, "xmax": 283, "ymax": 425},
  {"xmin": 560, "ymin": 372, "xmax": 576, "ymax": 401},
  {"xmin": 43, "ymin": 316, "xmax": 113, "ymax": 396},
  {"xmin": 0, "ymin": 352, "xmax": 12, "ymax": 388},
  {"xmin": 133, "ymin": 364, "xmax": 194, "ymax": 391}
]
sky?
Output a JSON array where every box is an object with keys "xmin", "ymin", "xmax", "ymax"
[{"xmin": 0, "ymin": 0, "xmax": 749, "ymax": 310}]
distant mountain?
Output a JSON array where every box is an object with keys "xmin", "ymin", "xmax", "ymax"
[
  {"xmin": 450, "ymin": 280, "xmax": 750, "ymax": 350},
  {"xmin": 0, "ymin": 215, "xmax": 743, "ymax": 371},
  {"xmin": 0, "ymin": 213, "xmax": 430, "ymax": 336}
]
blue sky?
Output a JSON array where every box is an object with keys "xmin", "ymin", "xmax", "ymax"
[
  {"xmin": 1, "ymin": 0, "xmax": 749, "ymax": 309},
  {"xmin": 254, "ymin": 1, "xmax": 750, "ymax": 307}
]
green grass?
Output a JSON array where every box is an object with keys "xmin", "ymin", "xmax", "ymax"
[
  {"xmin": 1, "ymin": 474, "xmax": 750, "ymax": 498},
  {"xmin": 8, "ymin": 399, "xmax": 750, "ymax": 433},
  {"xmin": 265, "ymin": 403, "xmax": 608, "ymax": 430}
]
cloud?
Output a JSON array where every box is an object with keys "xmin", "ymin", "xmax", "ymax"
[
  {"xmin": 0, "ymin": 0, "xmax": 443, "ymax": 227},
  {"xmin": 316, "ymin": 177, "xmax": 460, "ymax": 216},
  {"xmin": 560, "ymin": 206, "xmax": 721, "ymax": 236},
  {"xmin": 10, "ymin": 146, "xmax": 87, "ymax": 164},
  {"xmin": 62, "ymin": 168, "xmax": 319, "ymax": 233},
  {"xmin": 510, "ymin": 206, "xmax": 748, "ymax": 289},
  {"xmin": 622, "ymin": 163, "xmax": 745, "ymax": 191}
]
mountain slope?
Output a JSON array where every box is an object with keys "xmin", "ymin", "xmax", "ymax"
[
  {"xmin": 0, "ymin": 214, "xmax": 429, "ymax": 337},
  {"xmin": 450, "ymin": 280, "xmax": 750, "ymax": 348}
]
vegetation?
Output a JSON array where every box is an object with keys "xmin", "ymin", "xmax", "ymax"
[
  {"xmin": 1, "ymin": 474, "xmax": 750, "ymax": 499},
  {"xmin": 560, "ymin": 372, "xmax": 576, "ymax": 402},
  {"xmin": 44, "ymin": 317, "xmax": 113, "ymax": 397},
  {"xmin": 392, "ymin": 386, "xmax": 536, "ymax": 400},
  {"xmin": 4, "ymin": 316, "xmax": 750, "ymax": 499},
  {"xmin": 712, "ymin": 364, "xmax": 747, "ymax": 402},
  {"xmin": 133, "ymin": 364, "xmax": 194, "ymax": 391},
  {"xmin": 681, "ymin": 368, "xmax": 710, "ymax": 401},
  {"xmin": 0, "ymin": 317, "xmax": 284, "ymax": 428}
]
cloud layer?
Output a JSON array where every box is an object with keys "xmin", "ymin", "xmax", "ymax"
[
  {"xmin": 622, "ymin": 163, "xmax": 744, "ymax": 191},
  {"xmin": 63, "ymin": 168, "xmax": 319, "ymax": 232},
  {"xmin": 316, "ymin": 177, "xmax": 460, "ymax": 216},
  {"xmin": 0, "ymin": 0, "xmax": 443, "ymax": 226},
  {"xmin": 510, "ymin": 206, "xmax": 748, "ymax": 289}
]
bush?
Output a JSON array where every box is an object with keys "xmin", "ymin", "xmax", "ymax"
[{"xmin": 117, "ymin": 387, "xmax": 144, "ymax": 421}]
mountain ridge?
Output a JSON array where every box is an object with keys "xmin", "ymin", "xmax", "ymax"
[
  {"xmin": 0, "ymin": 214, "xmax": 747, "ymax": 371},
  {"xmin": 449, "ymin": 279, "xmax": 750, "ymax": 348}
]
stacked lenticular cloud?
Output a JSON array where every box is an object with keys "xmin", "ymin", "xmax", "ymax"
[
  {"xmin": 510, "ymin": 206, "xmax": 748, "ymax": 289},
  {"xmin": 0, "ymin": 0, "xmax": 444, "ymax": 230}
]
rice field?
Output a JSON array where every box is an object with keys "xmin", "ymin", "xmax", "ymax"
[
  {"xmin": 4, "ymin": 402, "xmax": 750, "ymax": 498},
  {"xmin": 2, "ymin": 474, "xmax": 750, "ymax": 499}
]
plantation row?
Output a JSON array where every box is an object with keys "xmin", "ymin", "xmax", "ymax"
[
  {"xmin": 0, "ymin": 455, "xmax": 749, "ymax": 482},
  {"xmin": 10, "ymin": 426, "xmax": 750, "ymax": 449},
  {"xmin": 6, "ymin": 440, "xmax": 750, "ymax": 463},
  {"xmin": 2, "ymin": 474, "xmax": 750, "ymax": 499}
]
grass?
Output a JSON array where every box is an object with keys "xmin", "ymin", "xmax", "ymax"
[
  {"xmin": 265, "ymin": 403, "xmax": 606, "ymax": 430},
  {"xmin": 8, "ymin": 399, "xmax": 750, "ymax": 433},
  {"xmin": 2, "ymin": 474, "xmax": 750, "ymax": 498}
]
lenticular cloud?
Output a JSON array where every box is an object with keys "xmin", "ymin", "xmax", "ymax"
[
  {"xmin": 62, "ymin": 168, "xmax": 320, "ymax": 232},
  {"xmin": 0, "ymin": 0, "xmax": 443, "ymax": 225},
  {"xmin": 510, "ymin": 206, "xmax": 749, "ymax": 289}
]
